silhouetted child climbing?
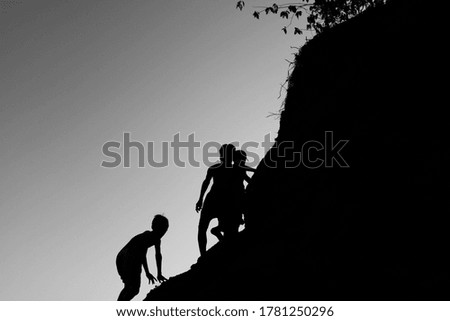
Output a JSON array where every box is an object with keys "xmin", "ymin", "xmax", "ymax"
[
  {"xmin": 195, "ymin": 144, "xmax": 236, "ymax": 256},
  {"xmin": 211, "ymin": 149, "xmax": 255, "ymax": 240},
  {"xmin": 116, "ymin": 214, "xmax": 169, "ymax": 301}
]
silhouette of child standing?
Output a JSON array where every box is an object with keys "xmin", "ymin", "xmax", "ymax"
[
  {"xmin": 229, "ymin": 149, "xmax": 254, "ymax": 230},
  {"xmin": 213, "ymin": 149, "xmax": 255, "ymax": 239},
  {"xmin": 116, "ymin": 215, "xmax": 168, "ymax": 301},
  {"xmin": 195, "ymin": 144, "xmax": 236, "ymax": 256}
]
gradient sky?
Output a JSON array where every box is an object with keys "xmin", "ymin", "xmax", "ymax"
[{"xmin": 0, "ymin": 0, "xmax": 308, "ymax": 300}]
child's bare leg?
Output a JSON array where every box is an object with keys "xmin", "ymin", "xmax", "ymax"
[
  {"xmin": 118, "ymin": 280, "xmax": 140, "ymax": 301},
  {"xmin": 198, "ymin": 213, "xmax": 211, "ymax": 256}
]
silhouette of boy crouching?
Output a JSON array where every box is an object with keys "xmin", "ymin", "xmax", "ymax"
[{"xmin": 116, "ymin": 215, "xmax": 169, "ymax": 301}]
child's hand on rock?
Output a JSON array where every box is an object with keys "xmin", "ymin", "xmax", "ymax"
[{"xmin": 146, "ymin": 273, "xmax": 157, "ymax": 284}]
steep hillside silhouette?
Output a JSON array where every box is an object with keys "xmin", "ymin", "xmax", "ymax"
[{"xmin": 146, "ymin": 0, "xmax": 448, "ymax": 300}]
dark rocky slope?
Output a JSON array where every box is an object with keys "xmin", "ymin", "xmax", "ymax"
[{"xmin": 146, "ymin": 0, "xmax": 448, "ymax": 300}]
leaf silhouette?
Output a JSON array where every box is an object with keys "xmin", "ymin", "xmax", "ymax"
[
  {"xmin": 236, "ymin": 1, "xmax": 245, "ymax": 11},
  {"xmin": 294, "ymin": 27, "xmax": 303, "ymax": 35},
  {"xmin": 272, "ymin": 4, "xmax": 279, "ymax": 14},
  {"xmin": 282, "ymin": 26, "xmax": 287, "ymax": 34},
  {"xmin": 253, "ymin": 11, "xmax": 260, "ymax": 19},
  {"xmin": 296, "ymin": 11, "xmax": 303, "ymax": 19},
  {"xmin": 280, "ymin": 11, "xmax": 289, "ymax": 19},
  {"xmin": 288, "ymin": 5, "xmax": 297, "ymax": 13}
]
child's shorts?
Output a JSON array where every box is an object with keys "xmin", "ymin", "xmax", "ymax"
[{"xmin": 116, "ymin": 250, "xmax": 141, "ymax": 286}]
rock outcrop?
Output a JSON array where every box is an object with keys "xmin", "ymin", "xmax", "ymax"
[{"xmin": 146, "ymin": 0, "xmax": 448, "ymax": 300}]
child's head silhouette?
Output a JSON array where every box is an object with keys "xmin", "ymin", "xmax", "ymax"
[
  {"xmin": 152, "ymin": 214, "xmax": 169, "ymax": 237},
  {"xmin": 234, "ymin": 149, "xmax": 247, "ymax": 165},
  {"xmin": 219, "ymin": 144, "xmax": 236, "ymax": 165}
]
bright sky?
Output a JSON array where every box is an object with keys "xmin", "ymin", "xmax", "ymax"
[{"xmin": 0, "ymin": 0, "xmax": 308, "ymax": 300}]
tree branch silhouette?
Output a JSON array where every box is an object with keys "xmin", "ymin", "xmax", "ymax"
[{"xmin": 236, "ymin": 0, "xmax": 387, "ymax": 35}]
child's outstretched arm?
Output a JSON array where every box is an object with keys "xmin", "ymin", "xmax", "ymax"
[
  {"xmin": 155, "ymin": 242, "xmax": 167, "ymax": 282},
  {"xmin": 142, "ymin": 251, "xmax": 157, "ymax": 284},
  {"xmin": 195, "ymin": 168, "xmax": 213, "ymax": 212}
]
